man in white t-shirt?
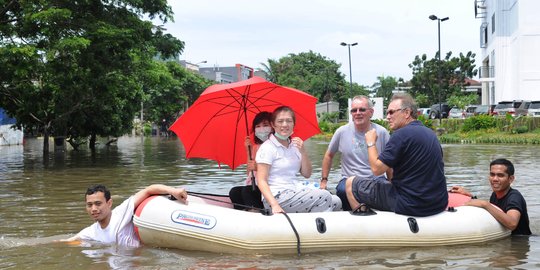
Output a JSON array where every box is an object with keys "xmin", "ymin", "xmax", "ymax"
[
  {"xmin": 62, "ymin": 184, "xmax": 187, "ymax": 247},
  {"xmin": 321, "ymin": 95, "xmax": 392, "ymax": 210}
]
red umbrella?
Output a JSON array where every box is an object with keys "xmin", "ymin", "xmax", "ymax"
[{"xmin": 170, "ymin": 76, "xmax": 320, "ymax": 170}]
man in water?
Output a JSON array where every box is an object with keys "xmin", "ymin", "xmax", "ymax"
[
  {"xmin": 451, "ymin": 158, "xmax": 531, "ymax": 235},
  {"xmin": 62, "ymin": 184, "xmax": 188, "ymax": 247}
]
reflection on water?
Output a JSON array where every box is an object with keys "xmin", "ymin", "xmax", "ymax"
[{"xmin": 0, "ymin": 137, "xmax": 539, "ymax": 269}]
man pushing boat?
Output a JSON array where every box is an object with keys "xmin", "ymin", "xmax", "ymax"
[{"xmin": 61, "ymin": 184, "xmax": 188, "ymax": 247}]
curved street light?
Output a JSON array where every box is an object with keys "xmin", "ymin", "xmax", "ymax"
[
  {"xmin": 340, "ymin": 42, "xmax": 358, "ymax": 98},
  {"xmin": 429, "ymin": 15, "xmax": 449, "ymax": 120}
]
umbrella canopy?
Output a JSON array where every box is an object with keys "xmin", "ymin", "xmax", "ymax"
[{"xmin": 170, "ymin": 76, "xmax": 320, "ymax": 170}]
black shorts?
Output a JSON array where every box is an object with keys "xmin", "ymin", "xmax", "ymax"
[{"xmin": 351, "ymin": 176, "xmax": 396, "ymax": 212}]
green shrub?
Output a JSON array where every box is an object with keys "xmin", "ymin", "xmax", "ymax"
[
  {"xmin": 318, "ymin": 112, "xmax": 339, "ymax": 123},
  {"xmin": 441, "ymin": 118, "xmax": 463, "ymax": 133},
  {"xmin": 462, "ymin": 115, "xmax": 496, "ymax": 132},
  {"xmin": 512, "ymin": 125, "xmax": 529, "ymax": 134},
  {"xmin": 417, "ymin": 114, "xmax": 433, "ymax": 130},
  {"xmin": 372, "ymin": 119, "xmax": 390, "ymax": 131},
  {"xmin": 318, "ymin": 121, "xmax": 345, "ymax": 134},
  {"xmin": 143, "ymin": 123, "xmax": 152, "ymax": 136},
  {"xmin": 318, "ymin": 121, "xmax": 329, "ymax": 133}
]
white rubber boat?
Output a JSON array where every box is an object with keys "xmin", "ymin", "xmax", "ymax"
[{"xmin": 133, "ymin": 193, "xmax": 510, "ymax": 254}]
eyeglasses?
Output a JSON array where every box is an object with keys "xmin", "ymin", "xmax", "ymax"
[
  {"xmin": 350, "ymin": 107, "xmax": 368, "ymax": 114},
  {"xmin": 386, "ymin": 108, "xmax": 404, "ymax": 116}
]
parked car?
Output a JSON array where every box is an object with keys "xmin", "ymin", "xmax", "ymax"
[
  {"xmin": 464, "ymin": 105, "xmax": 478, "ymax": 118},
  {"xmin": 516, "ymin": 100, "xmax": 531, "ymax": 116},
  {"xmin": 493, "ymin": 100, "xmax": 531, "ymax": 117},
  {"xmin": 489, "ymin": 104, "xmax": 496, "ymax": 115},
  {"xmin": 429, "ymin": 103, "xmax": 451, "ymax": 119},
  {"xmin": 528, "ymin": 101, "xmax": 540, "ymax": 117},
  {"xmin": 474, "ymin": 105, "xmax": 495, "ymax": 116},
  {"xmin": 448, "ymin": 107, "xmax": 465, "ymax": 119},
  {"xmin": 417, "ymin": 107, "xmax": 431, "ymax": 118}
]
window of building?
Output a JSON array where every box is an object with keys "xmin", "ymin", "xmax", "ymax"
[
  {"xmin": 491, "ymin": 13, "xmax": 495, "ymax": 33},
  {"xmin": 480, "ymin": 22, "xmax": 488, "ymax": 48}
]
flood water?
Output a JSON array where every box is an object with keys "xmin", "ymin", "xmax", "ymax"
[{"xmin": 1, "ymin": 137, "xmax": 539, "ymax": 269}]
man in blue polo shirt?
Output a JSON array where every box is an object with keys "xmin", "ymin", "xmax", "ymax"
[{"xmin": 343, "ymin": 93, "xmax": 448, "ymax": 217}]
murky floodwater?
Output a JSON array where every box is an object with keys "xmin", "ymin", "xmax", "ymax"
[{"xmin": 1, "ymin": 137, "xmax": 538, "ymax": 269}]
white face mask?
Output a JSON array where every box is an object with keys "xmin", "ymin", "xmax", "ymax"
[{"xmin": 255, "ymin": 126, "xmax": 272, "ymax": 142}]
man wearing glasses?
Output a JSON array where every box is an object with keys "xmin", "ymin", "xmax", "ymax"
[
  {"xmin": 343, "ymin": 93, "xmax": 448, "ymax": 216},
  {"xmin": 321, "ymin": 95, "xmax": 392, "ymax": 210}
]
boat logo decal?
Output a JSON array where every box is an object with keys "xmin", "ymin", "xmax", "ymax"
[{"xmin": 170, "ymin": 210, "xmax": 217, "ymax": 229}]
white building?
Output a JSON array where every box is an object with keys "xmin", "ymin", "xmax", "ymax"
[
  {"xmin": 0, "ymin": 108, "xmax": 23, "ymax": 146},
  {"xmin": 476, "ymin": 0, "xmax": 540, "ymax": 104}
]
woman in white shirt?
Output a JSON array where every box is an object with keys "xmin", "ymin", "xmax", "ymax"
[{"xmin": 256, "ymin": 106, "xmax": 341, "ymax": 214}]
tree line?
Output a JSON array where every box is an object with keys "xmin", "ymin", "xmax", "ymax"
[
  {"xmin": 1, "ymin": 1, "xmax": 479, "ymax": 153},
  {"xmin": 0, "ymin": 0, "xmax": 212, "ymax": 152}
]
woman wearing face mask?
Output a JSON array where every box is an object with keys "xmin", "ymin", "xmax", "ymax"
[
  {"xmin": 229, "ymin": 111, "xmax": 273, "ymax": 211},
  {"xmin": 256, "ymin": 106, "xmax": 342, "ymax": 214}
]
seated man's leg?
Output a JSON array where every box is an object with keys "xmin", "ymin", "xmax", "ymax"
[
  {"xmin": 336, "ymin": 178, "xmax": 352, "ymax": 210},
  {"xmin": 345, "ymin": 176, "xmax": 361, "ymax": 211},
  {"xmin": 349, "ymin": 176, "xmax": 395, "ymax": 212}
]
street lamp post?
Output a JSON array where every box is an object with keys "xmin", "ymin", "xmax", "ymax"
[
  {"xmin": 429, "ymin": 15, "xmax": 449, "ymax": 121},
  {"xmin": 340, "ymin": 42, "xmax": 358, "ymax": 98}
]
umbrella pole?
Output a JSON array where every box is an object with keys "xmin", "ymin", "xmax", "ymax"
[
  {"xmin": 247, "ymin": 140, "xmax": 257, "ymax": 191},
  {"xmin": 243, "ymin": 105, "xmax": 257, "ymax": 191}
]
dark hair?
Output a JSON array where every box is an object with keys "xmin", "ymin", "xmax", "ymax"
[
  {"xmin": 86, "ymin": 184, "xmax": 111, "ymax": 201},
  {"xmin": 252, "ymin": 111, "xmax": 272, "ymax": 144},
  {"xmin": 490, "ymin": 158, "xmax": 515, "ymax": 176},
  {"xmin": 271, "ymin": 106, "xmax": 295, "ymax": 124},
  {"xmin": 391, "ymin": 93, "xmax": 418, "ymax": 119}
]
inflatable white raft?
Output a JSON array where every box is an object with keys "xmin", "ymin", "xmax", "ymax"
[{"xmin": 133, "ymin": 193, "xmax": 510, "ymax": 254}]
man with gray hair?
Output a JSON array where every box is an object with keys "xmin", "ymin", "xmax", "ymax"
[
  {"xmin": 320, "ymin": 95, "xmax": 392, "ymax": 210},
  {"xmin": 344, "ymin": 93, "xmax": 448, "ymax": 216}
]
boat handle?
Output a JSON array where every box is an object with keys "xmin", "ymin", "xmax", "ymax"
[
  {"xmin": 316, "ymin": 217, "xmax": 327, "ymax": 233},
  {"xmin": 407, "ymin": 217, "xmax": 419, "ymax": 233}
]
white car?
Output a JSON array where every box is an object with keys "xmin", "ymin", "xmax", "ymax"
[
  {"xmin": 448, "ymin": 107, "xmax": 464, "ymax": 119},
  {"xmin": 528, "ymin": 101, "xmax": 540, "ymax": 117},
  {"xmin": 417, "ymin": 108, "xmax": 431, "ymax": 118}
]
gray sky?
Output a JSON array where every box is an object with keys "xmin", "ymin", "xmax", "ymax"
[{"xmin": 164, "ymin": 0, "xmax": 480, "ymax": 86}]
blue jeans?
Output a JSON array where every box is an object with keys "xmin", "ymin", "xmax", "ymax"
[{"xmin": 335, "ymin": 178, "xmax": 351, "ymax": 210}]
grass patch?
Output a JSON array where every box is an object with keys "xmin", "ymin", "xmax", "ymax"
[{"xmin": 439, "ymin": 130, "xmax": 540, "ymax": 144}]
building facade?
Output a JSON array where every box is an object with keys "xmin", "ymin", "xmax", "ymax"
[
  {"xmin": 199, "ymin": 64, "xmax": 254, "ymax": 83},
  {"xmin": 476, "ymin": 0, "xmax": 540, "ymax": 104}
]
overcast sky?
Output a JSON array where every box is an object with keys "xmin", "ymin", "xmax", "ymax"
[{"xmin": 163, "ymin": 0, "xmax": 481, "ymax": 86}]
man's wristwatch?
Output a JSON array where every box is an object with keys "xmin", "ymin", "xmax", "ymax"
[
  {"xmin": 367, "ymin": 142, "xmax": 376, "ymax": 148},
  {"xmin": 321, "ymin": 177, "xmax": 328, "ymax": 182}
]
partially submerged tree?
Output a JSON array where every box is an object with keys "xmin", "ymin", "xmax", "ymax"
[{"xmin": 0, "ymin": 0, "xmax": 185, "ymax": 152}]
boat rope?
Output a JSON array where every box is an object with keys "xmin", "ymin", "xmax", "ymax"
[
  {"xmin": 281, "ymin": 212, "xmax": 301, "ymax": 256},
  {"xmin": 185, "ymin": 191, "xmax": 269, "ymax": 214}
]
